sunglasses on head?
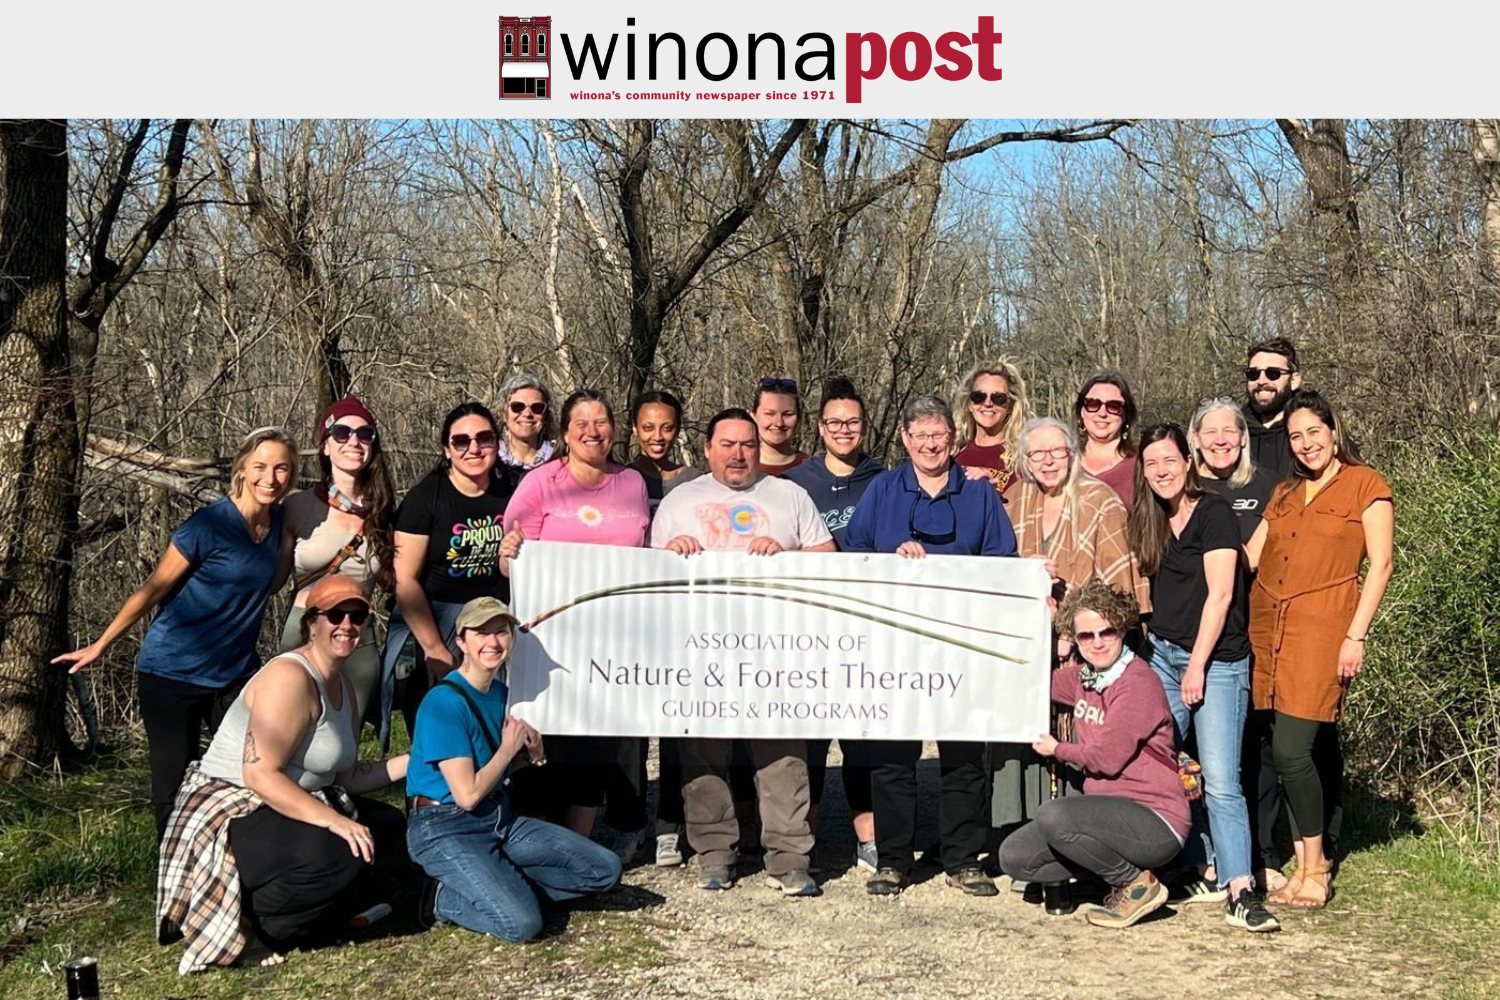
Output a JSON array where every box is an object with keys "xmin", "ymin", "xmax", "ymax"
[
  {"xmin": 758, "ymin": 377, "xmax": 798, "ymax": 393},
  {"xmin": 1244, "ymin": 366, "xmax": 1294, "ymax": 382},
  {"xmin": 328, "ymin": 424, "xmax": 377, "ymax": 445},
  {"xmin": 449, "ymin": 430, "xmax": 498, "ymax": 451},
  {"xmin": 908, "ymin": 492, "xmax": 958, "ymax": 546},
  {"xmin": 1082, "ymin": 397, "xmax": 1126, "ymax": 416},
  {"xmin": 509, "ymin": 401, "xmax": 547, "ymax": 416},
  {"xmin": 969, "ymin": 390, "xmax": 1012, "ymax": 407},
  {"xmin": 318, "ymin": 606, "xmax": 370, "ymax": 627},
  {"xmin": 1074, "ymin": 626, "xmax": 1120, "ymax": 644}
]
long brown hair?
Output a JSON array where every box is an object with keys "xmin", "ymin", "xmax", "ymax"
[
  {"xmin": 318, "ymin": 444, "xmax": 397, "ymax": 594},
  {"xmin": 1127, "ymin": 423, "xmax": 1206, "ymax": 578}
]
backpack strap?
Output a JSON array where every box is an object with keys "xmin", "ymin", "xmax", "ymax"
[{"xmin": 438, "ymin": 677, "xmax": 500, "ymax": 757}]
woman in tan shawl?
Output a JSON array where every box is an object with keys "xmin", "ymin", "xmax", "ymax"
[{"xmin": 993, "ymin": 417, "xmax": 1149, "ymax": 880}]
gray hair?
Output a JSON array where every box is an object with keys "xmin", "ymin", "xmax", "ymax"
[
  {"xmin": 1189, "ymin": 396, "xmax": 1253, "ymax": 489},
  {"xmin": 1015, "ymin": 417, "xmax": 1079, "ymax": 487},
  {"xmin": 498, "ymin": 371, "xmax": 557, "ymax": 444},
  {"xmin": 900, "ymin": 394, "xmax": 955, "ymax": 433}
]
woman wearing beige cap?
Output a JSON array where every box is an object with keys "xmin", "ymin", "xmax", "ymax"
[
  {"xmin": 405, "ymin": 596, "xmax": 621, "ymax": 942},
  {"xmin": 157, "ymin": 574, "xmax": 410, "ymax": 973}
]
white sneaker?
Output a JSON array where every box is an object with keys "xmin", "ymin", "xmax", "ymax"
[
  {"xmin": 655, "ymin": 833, "xmax": 683, "ymax": 867},
  {"xmin": 855, "ymin": 840, "xmax": 878, "ymax": 872}
]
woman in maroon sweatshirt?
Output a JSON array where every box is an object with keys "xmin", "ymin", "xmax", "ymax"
[{"xmin": 998, "ymin": 581, "xmax": 1190, "ymax": 929}]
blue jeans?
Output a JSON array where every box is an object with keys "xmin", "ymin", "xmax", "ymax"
[
  {"xmin": 378, "ymin": 598, "xmax": 464, "ymax": 750},
  {"xmin": 1148, "ymin": 637, "xmax": 1252, "ymax": 886},
  {"xmin": 406, "ymin": 803, "xmax": 622, "ymax": 943}
]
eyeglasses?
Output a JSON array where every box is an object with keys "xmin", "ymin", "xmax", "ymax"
[
  {"xmin": 509, "ymin": 401, "xmax": 547, "ymax": 416},
  {"xmin": 969, "ymin": 390, "xmax": 1012, "ymax": 408},
  {"xmin": 908, "ymin": 492, "xmax": 958, "ymax": 546},
  {"xmin": 758, "ymin": 377, "xmax": 798, "ymax": 393},
  {"xmin": 1244, "ymin": 366, "xmax": 1294, "ymax": 382},
  {"xmin": 317, "ymin": 606, "xmax": 370, "ymax": 627},
  {"xmin": 1082, "ymin": 397, "xmax": 1126, "ymax": 416},
  {"xmin": 328, "ymin": 424, "xmax": 377, "ymax": 445},
  {"xmin": 448, "ymin": 430, "xmax": 498, "ymax": 452},
  {"xmin": 821, "ymin": 417, "xmax": 864, "ymax": 432},
  {"xmin": 1074, "ymin": 626, "xmax": 1120, "ymax": 644},
  {"xmin": 1025, "ymin": 446, "xmax": 1071, "ymax": 463},
  {"xmin": 907, "ymin": 432, "xmax": 952, "ymax": 446}
]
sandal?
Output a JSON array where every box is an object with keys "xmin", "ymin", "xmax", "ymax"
[
  {"xmin": 1260, "ymin": 868, "xmax": 1289, "ymax": 895},
  {"xmin": 1268, "ymin": 869, "xmax": 1303, "ymax": 905},
  {"xmin": 1288, "ymin": 862, "xmax": 1334, "ymax": 910}
]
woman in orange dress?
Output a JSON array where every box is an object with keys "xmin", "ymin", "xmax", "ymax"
[{"xmin": 1246, "ymin": 390, "xmax": 1393, "ymax": 909}]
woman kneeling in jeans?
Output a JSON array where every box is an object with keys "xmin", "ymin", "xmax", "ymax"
[
  {"xmin": 406, "ymin": 597, "xmax": 621, "ymax": 942},
  {"xmin": 999, "ymin": 581, "xmax": 1188, "ymax": 929}
]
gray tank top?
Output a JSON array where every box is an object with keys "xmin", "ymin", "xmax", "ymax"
[{"xmin": 199, "ymin": 650, "xmax": 358, "ymax": 791}]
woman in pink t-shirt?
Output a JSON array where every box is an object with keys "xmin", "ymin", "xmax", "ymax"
[{"xmin": 500, "ymin": 389, "xmax": 650, "ymax": 841}]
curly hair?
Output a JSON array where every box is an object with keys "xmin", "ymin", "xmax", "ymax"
[{"xmin": 1056, "ymin": 580, "xmax": 1140, "ymax": 640}]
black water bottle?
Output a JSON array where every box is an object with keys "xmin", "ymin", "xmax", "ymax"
[
  {"xmin": 64, "ymin": 957, "xmax": 99, "ymax": 1000},
  {"xmin": 1043, "ymin": 881, "xmax": 1075, "ymax": 916}
]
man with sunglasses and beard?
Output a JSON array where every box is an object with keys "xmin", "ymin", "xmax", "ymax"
[
  {"xmin": 844, "ymin": 394, "xmax": 1018, "ymax": 897},
  {"xmin": 652, "ymin": 407, "xmax": 835, "ymax": 897},
  {"xmin": 1241, "ymin": 338, "xmax": 1304, "ymax": 479}
]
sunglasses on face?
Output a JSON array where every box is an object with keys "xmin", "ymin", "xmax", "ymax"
[
  {"xmin": 318, "ymin": 606, "xmax": 370, "ymax": 627},
  {"xmin": 449, "ymin": 430, "xmax": 498, "ymax": 452},
  {"xmin": 758, "ymin": 377, "xmax": 798, "ymax": 393},
  {"xmin": 1082, "ymin": 397, "xmax": 1126, "ymax": 416},
  {"xmin": 1244, "ymin": 366, "xmax": 1294, "ymax": 382},
  {"xmin": 509, "ymin": 401, "xmax": 547, "ymax": 416},
  {"xmin": 969, "ymin": 390, "xmax": 1012, "ymax": 407},
  {"xmin": 1074, "ymin": 626, "xmax": 1120, "ymax": 644},
  {"xmin": 328, "ymin": 424, "xmax": 377, "ymax": 445}
]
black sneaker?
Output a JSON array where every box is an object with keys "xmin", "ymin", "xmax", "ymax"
[
  {"xmin": 416, "ymin": 874, "xmax": 441, "ymax": 930},
  {"xmin": 866, "ymin": 867, "xmax": 909, "ymax": 896},
  {"xmin": 1226, "ymin": 887, "xmax": 1282, "ymax": 933},
  {"xmin": 946, "ymin": 867, "xmax": 999, "ymax": 897}
]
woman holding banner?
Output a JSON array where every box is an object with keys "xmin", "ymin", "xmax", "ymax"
[
  {"xmin": 993, "ymin": 417, "xmax": 1149, "ymax": 850},
  {"xmin": 844, "ymin": 394, "xmax": 1017, "ymax": 897},
  {"xmin": 999, "ymin": 581, "xmax": 1186, "ymax": 929},
  {"xmin": 500, "ymin": 389, "xmax": 651, "ymax": 850}
]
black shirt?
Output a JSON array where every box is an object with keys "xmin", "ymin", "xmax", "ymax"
[
  {"xmin": 1148, "ymin": 491, "xmax": 1250, "ymax": 662},
  {"xmin": 1243, "ymin": 401, "xmax": 1292, "ymax": 480},
  {"xmin": 1201, "ymin": 466, "xmax": 1278, "ymax": 544},
  {"xmin": 395, "ymin": 470, "xmax": 513, "ymax": 605}
]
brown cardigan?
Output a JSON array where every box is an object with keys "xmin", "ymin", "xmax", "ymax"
[{"xmin": 1004, "ymin": 474, "xmax": 1151, "ymax": 612}]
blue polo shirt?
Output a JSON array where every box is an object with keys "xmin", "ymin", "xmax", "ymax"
[{"xmin": 844, "ymin": 462, "xmax": 1017, "ymax": 557}]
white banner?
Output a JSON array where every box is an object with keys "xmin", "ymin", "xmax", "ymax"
[{"xmin": 507, "ymin": 541, "xmax": 1052, "ymax": 741}]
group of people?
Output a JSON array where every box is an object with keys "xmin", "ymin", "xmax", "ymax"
[{"xmin": 54, "ymin": 336, "xmax": 1394, "ymax": 970}]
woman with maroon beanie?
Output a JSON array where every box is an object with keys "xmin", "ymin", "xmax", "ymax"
[{"xmin": 279, "ymin": 395, "xmax": 397, "ymax": 731}]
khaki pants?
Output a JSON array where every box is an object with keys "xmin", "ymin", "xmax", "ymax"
[{"xmin": 680, "ymin": 738, "xmax": 812, "ymax": 876}]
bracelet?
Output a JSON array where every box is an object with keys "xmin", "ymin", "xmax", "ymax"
[{"xmin": 1346, "ymin": 635, "xmax": 1366, "ymax": 642}]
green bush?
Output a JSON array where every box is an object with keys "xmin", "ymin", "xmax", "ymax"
[{"xmin": 1346, "ymin": 431, "xmax": 1500, "ymax": 819}]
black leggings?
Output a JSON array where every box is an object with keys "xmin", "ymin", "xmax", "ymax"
[
  {"xmin": 138, "ymin": 671, "xmax": 248, "ymax": 839},
  {"xmin": 229, "ymin": 797, "xmax": 407, "ymax": 951},
  {"xmin": 999, "ymin": 795, "xmax": 1182, "ymax": 887},
  {"xmin": 1271, "ymin": 712, "xmax": 1343, "ymax": 843}
]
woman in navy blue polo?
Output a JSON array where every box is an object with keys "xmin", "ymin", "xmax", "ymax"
[{"xmin": 844, "ymin": 394, "xmax": 1017, "ymax": 897}]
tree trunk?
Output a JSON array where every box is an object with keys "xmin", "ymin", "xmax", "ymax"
[
  {"xmin": 0, "ymin": 119, "xmax": 76, "ymax": 777},
  {"xmin": 1473, "ymin": 119, "xmax": 1500, "ymax": 284},
  {"xmin": 1276, "ymin": 119, "xmax": 1365, "ymax": 285}
]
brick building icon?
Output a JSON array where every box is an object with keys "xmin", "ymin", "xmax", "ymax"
[{"xmin": 499, "ymin": 16, "xmax": 551, "ymax": 99}]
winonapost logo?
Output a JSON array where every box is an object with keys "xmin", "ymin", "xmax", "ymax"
[
  {"xmin": 499, "ymin": 16, "xmax": 552, "ymax": 99},
  {"xmin": 502, "ymin": 15, "xmax": 1002, "ymax": 104}
]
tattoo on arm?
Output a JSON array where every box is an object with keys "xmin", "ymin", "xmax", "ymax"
[{"xmin": 242, "ymin": 730, "xmax": 261, "ymax": 764}]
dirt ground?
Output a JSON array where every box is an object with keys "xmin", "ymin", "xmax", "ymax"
[{"xmin": 426, "ymin": 746, "xmax": 1446, "ymax": 1000}]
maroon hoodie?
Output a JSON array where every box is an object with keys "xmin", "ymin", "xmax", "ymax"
[{"xmin": 1050, "ymin": 656, "xmax": 1191, "ymax": 840}]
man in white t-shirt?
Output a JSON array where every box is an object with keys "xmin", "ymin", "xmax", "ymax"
[{"xmin": 652, "ymin": 407, "xmax": 834, "ymax": 897}]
